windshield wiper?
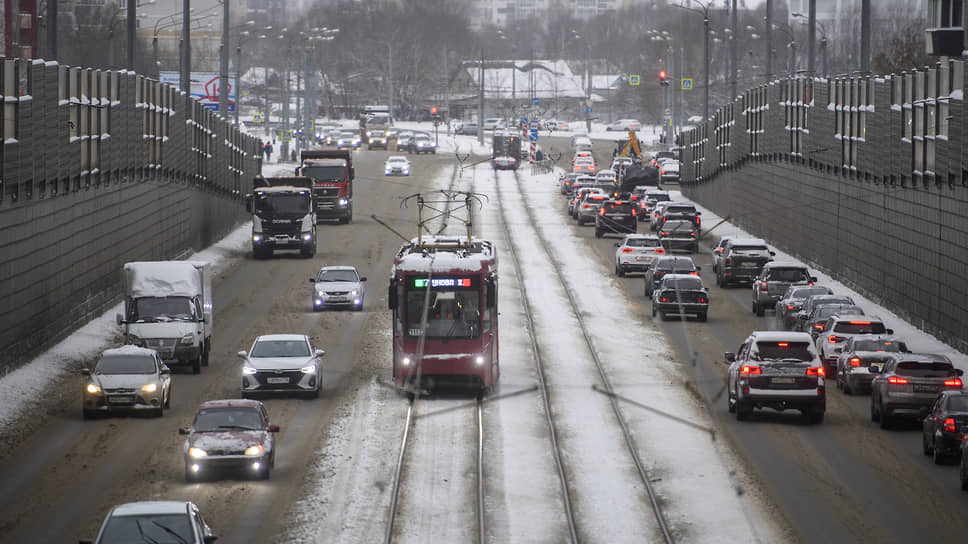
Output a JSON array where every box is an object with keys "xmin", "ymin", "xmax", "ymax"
[
  {"xmin": 135, "ymin": 520, "xmax": 161, "ymax": 544},
  {"xmin": 216, "ymin": 424, "xmax": 260, "ymax": 431},
  {"xmin": 150, "ymin": 520, "xmax": 188, "ymax": 544}
]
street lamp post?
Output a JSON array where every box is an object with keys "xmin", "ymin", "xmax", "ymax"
[
  {"xmin": 772, "ymin": 23, "xmax": 796, "ymax": 76},
  {"xmin": 181, "ymin": 0, "xmax": 191, "ymax": 95},
  {"xmin": 674, "ymin": 0, "xmax": 712, "ymax": 120}
]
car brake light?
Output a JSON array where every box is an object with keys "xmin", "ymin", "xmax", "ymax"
[
  {"xmin": 759, "ymin": 281, "xmax": 768, "ymax": 291},
  {"xmin": 660, "ymin": 231, "xmax": 669, "ymax": 236},
  {"xmin": 690, "ymin": 232, "xmax": 696, "ymax": 237},
  {"xmin": 786, "ymin": 305, "xmax": 795, "ymax": 310},
  {"xmin": 715, "ymin": 248, "xmax": 723, "ymax": 254},
  {"xmin": 828, "ymin": 335, "xmax": 842, "ymax": 343},
  {"xmin": 813, "ymin": 324, "xmax": 824, "ymax": 331},
  {"xmin": 659, "ymin": 297, "xmax": 670, "ymax": 303},
  {"xmin": 622, "ymin": 248, "xmax": 634, "ymax": 254},
  {"xmin": 945, "ymin": 417, "xmax": 957, "ymax": 433},
  {"xmin": 849, "ymin": 357, "xmax": 861, "ymax": 367},
  {"xmin": 653, "ymin": 248, "xmax": 665, "ymax": 254},
  {"xmin": 807, "ymin": 366, "xmax": 825, "ymax": 377},
  {"xmin": 887, "ymin": 376, "xmax": 908, "ymax": 385},
  {"xmin": 945, "ymin": 378, "xmax": 963, "ymax": 387},
  {"xmin": 600, "ymin": 208, "xmax": 605, "ymax": 215},
  {"xmin": 849, "ymin": 321, "xmax": 871, "ymax": 325},
  {"xmin": 631, "ymin": 209, "xmax": 636, "ymax": 216},
  {"xmin": 689, "ymin": 271, "xmax": 699, "ymax": 276},
  {"xmin": 697, "ymin": 297, "xmax": 708, "ymax": 303},
  {"xmin": 741, "ymin": 365, "xmax": 761, "ymax": 376},
  {"xmin": 660, "ymin": 168, "xmax": 666, "ymax": 174},
  {"xmin": 777, "ymin": 342, "xmax": 789, "ymax": 347}
]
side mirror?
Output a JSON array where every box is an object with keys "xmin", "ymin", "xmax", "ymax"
[
  {"xmin": 614, "ymin": 243, "xmax": 620, "ymax": 247},
  {"xmin": 885, "ymin": 328, "xmax": 894, "ymax": 335},
  {"xmin": 797, "ymin": 313, "xmax": 807, "ymax": 321},
  {"xmin": 360, "ymin": 277, "xmax": 368, "ymax": 282},
  {"xmin": 294, "ymin": 167, "xmax": 300, "ymax": 176},
  {"xmin": 388, "ymin": 285, "xmax": 398, "ymax": 310},
  {"xmin": 694, "ymin": 266, "xmax": 702, "ymax": 271},
  {"xmin": 724, "ymin": 352, "xmax": 736, "ymax": 362},
  {"xmin": 160, "ymin": 367, "xmax": 171, "ymax": 375},
  {"xmin": 919, "ymin": 406, "xmax": 931, "ymax": 418},
  {"xmin": 704, "ymin": 287, "xmax": 710, "ymax": 292},
  {"xmin": 244, "ymin": 194, "xmax": 253, "ymax": 213},
  {"xmin": 770, "ymin": 251, "xmax": 776, "ymax": 256},
  {"xmin": 268, "ymin": 425, "xmax": 281, "ymax": 433},
  {"xmin": 810, "ymin": 276, "xmax": 818, "ymax": 283},
  {"xmin": 79, "ymin": 540, "xmax": 94, "ymax": 544},
  {"xmin": 309, "ymin": 278, "xmax": 316, "ymax": 283},
  {"xmin": 315, "ymin": 349, "xmax": 326, "ymax": 357},
  {"xmin": 869, "ymin": 366, "xmax": 882, "ymax": 374},
  {"xmin": 81, "ymin": 368, "xmax": 91, "ymax": 376},
  {"xmin": 958, "ymin": 369, "xmax": 965, "ymax": 377},
  {"xmin": 116, "ymin": 313, "xmax": 124, "ymax": 326},
  {"xmin": 203, "ymin": 536, "xmax": 218, "ymax": 544},
  {"xmin": 237, "ymin": 350, "xmax": 247, "ymax": 358},
  {"xmin": 178, "ymin": 427, "xmax": 191, "ymax": 435}
]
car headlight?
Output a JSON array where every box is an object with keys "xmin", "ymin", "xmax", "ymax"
[
  {"xmin": 189, "ymin": 447, "xmax": 208, "ymax": 458},
  {"xmin": 300, "ymin": 364, "xmax": 317, "ymax": 374},
  {"xmin": 302, "ymin": 233, "xmax": 313, "ymax": 241},
  {"xmin": 126, "ymin": 334, "xmax": 145, "ymax": 347},
  {"xmin": 252, "ymin": 234, "xmax": 263, "ymax": 242},
  {"xmin": 180, "ymin": 334, "xmax": 194, "ymax": 345},
  {"xmin": 350, "ymin": 290, "xmax": 358, "ymax": 296},
  {"xmin": 339, "ymin": 198, "xmax": 348, "ymax": 206},
  {"xmin": 245, "ymin": 445, "xmax": 265, "ymax": 456},
  {"xmin": 242, "ymin": 366, "xmax": 258, "ymax": 375},
  {"xmin": 141, "ymin": 383, "xmax": 158, "ymax": 393},
  {"xmin": 86, "ymin": 383, "xmax": 101, "ymax": 394}
]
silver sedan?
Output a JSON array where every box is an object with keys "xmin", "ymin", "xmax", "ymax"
[{"xmin": 240, "ymin": 334, "xmax": 325, "ymax": 398}]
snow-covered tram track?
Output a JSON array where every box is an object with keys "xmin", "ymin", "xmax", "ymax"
[
  {"xmin": 385, "ymin": 395, "xmax": 486, "ymax": 544},
  {"xmin": 489, "ymin": 167, "xmax": 674, "ymax": 543}
]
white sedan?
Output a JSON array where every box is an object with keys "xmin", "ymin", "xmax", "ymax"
[
  {"xmin": 384, "ymin": 156, "xmax": 411, "ymax": 176},
  {"xmin": 606, "ymin": 119, "xmax": 642, "ymax": 132},
  {"xmin": 239, "ymin": 334, "xmax": 326, "ymax": 398}
]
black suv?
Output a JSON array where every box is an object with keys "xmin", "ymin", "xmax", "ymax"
[
  {"xmin": 595, "ymin": 200, "xmax": 637, "ymax": 238},
  {"xmin": 715, "ymin": 238, "xmax": 774, "ymax": 287},
  {"xmin": 644, "ymin": 256, "xmax": 700, "ymax": 296}
]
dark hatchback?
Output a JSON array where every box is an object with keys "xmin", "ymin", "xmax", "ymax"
[
  {"xmin": 644, "ymin": 256, "xmax": 700, "ymax": 296},
  {"xmin": 595, "ymin": 200, "xmax": 637, "ymax": 238},
  {"xmin": 923, "ymin": 390, "xmax": 968, "ymax": 464},
  {"xmin": 651, "ymin": 274, "xmax": 709, "ymax": 321},
  {"xmin": 657, "ymin": 219, "xmax": 699, "ymax": 252}
]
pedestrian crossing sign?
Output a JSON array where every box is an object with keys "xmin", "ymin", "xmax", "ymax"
[
  {"xmin": 629, "ymin": 74, "xmax": 640, "ymax": 86},
  {"xmin": 681, "ymin": 78, "xmax": 694, "ymax": 91},
  {"xmin": 253, "ymin": 113, "xmax": 263, "ymax": 122}
]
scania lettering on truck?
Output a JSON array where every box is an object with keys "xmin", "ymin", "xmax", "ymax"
[
  {"xmin": 246, "ymin": 176, "xmax": 318, "ymax": 258},
  {"xmin": 295, "ymin": 150, "xmax": 355, "ymax": 224},
  {"xmin": 117, "ymin": 261, "xmax": 213, "ymax": 374}
]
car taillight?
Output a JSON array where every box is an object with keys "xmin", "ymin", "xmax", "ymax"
[
  {"xmin": 887, "ymin": 376, "xmax": 908, "ymax": 385},
  {"xmin": 759, "ymin": 281, "xmax": 768, "ymax": 291},
  {"xmin": 849, "ymin": 357, "xmax": 861, "ymax": 367},
  {"xmin": 828, "ymin": 335, "xmax": 842, "ymax": 343},
  {"xmin": 813, "ymin": 324, "xmax": 824, "ymax": 331},
  {"xmin": 653, "ymin": 248, "xmax": 665, "ymax": 254},
  {"xmin": 741, "ymin": 365, "xmax": 761, "ymax": 376},
  {"xmin": 786, "ymin": 305, "xmax": 795, "ymax": 310},
  {"xmin": 945, "ymin": 378, "xmax": 963, "ymax": 388},
  {"xmin": 690, "ymin": 232, "xmax": 696, "ymax": 237},
  {"xmin": 689, "ymin": 271, "xmax": 699, "ymax": 276},
  {"xmin": 622, "ymin": 248, "xmax": 634, "ymax": 254},
  {"xmin": 582, "ymin": 204, "xmax": 590, "ymax": 209},
  {"xmin": 659, "ymin": 297, "xmax": 670, "ymax": 303},
  {"xmin": 806, "ymin": 366, "xmax": 825, "ymax": 377},
  {"xmin": 715, "ymin": 248, "xmax": 723, "ymax": 253},
  {"xmin": 945, "ymin": 417, "xmax": 957, "ymax": 433},
  {"xmin": 660, "ymin": 168, "xmax": 666, "ymax": 174},
  {"xmin": 600, "ymin": 208, "xmax": 605, "ymax": 215},
  {"xmin": 660, "ymin": 231, "xmax": 669, "ymax": 236},
  {"xmin": 631, "ymin": 209, "xmax": 636, "ymax": 216},
  {"xmin": 698, "ymin": 297, "xmax": 708, "ymax": 303}
]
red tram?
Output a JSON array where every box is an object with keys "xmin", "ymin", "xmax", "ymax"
[{"xmin": 388, "ymin": 236, "xmax": 499, "ymax": 390}]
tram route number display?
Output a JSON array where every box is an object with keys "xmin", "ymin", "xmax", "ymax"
[{"xmin": 411, "ymin": 277, "xmax": 475, "ymax": 288}]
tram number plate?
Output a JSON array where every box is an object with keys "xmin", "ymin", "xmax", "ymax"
[
  {"xmin": 267, "ymin": 377, "xmax": 289, "ymax": 384},
  {"xmin": 409, "ymin": 328, "xmax": 424, "ymax": 336}
]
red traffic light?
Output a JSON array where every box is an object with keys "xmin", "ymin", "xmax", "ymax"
[
  {"xmin": 658, "ymin": 70, "xmax": 667, "ymax": 80},
  {"xmin": 431, "ymin": 106, "xmax": 438, "ymax": 114}
]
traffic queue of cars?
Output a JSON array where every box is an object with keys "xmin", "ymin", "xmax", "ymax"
[{"xmin": 568, "ymin": 142, "xmax": 968, "ymax": 490}]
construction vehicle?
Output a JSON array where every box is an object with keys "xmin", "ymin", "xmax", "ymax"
[{"xmin": 296, "ymin": 150, "xmax": 355, "ymax": 224}]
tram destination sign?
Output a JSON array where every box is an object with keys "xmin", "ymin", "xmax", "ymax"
[{"xmin": 411, "ymin": 277, "xmax": 475, "ymax": 288}]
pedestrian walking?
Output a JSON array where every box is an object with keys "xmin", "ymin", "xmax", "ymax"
[{"xmin": 266, "ymin": 141, "xmax": 274, "ymax": 162}]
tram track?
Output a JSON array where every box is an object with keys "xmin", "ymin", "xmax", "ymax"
[
  {"xmin": 384, "ymin": 396, "xmax": 486, "ymax": 544},
  {"xmin": 491, "ymin": 167, "xmax": 675, "ymax": 544}
]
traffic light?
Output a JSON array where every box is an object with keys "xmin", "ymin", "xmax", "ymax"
[
  {"xmin": 659, "ymin": 70, "xmax": 670, "ymax": 87},
  {"xmin": 431, "ymin": 106, "xmax": 438, "ymax": 115}
]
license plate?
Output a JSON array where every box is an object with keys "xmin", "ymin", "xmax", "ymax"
[
  {"xmin": 742, "ymin": 262, "xmax": 758, "ymax": 267},
  {"xmin": 914, "ymin": 384, "xmax": 939, "ymax": 393},
  {"xmin": 330, "ymin": 297, "xmax": 348, "ymax": 302},
  {"xmin": 274, "ymin": 237, "xmax": 291, "ymax": 244},
  {"xmin": 636, "ymin": 256, "xmax": 651, "ymax": 261},
  {"xmin": 771, "ymin": 377, "xmax": 795, "ymax": 385},
  {"xmin": 267, "ymin": 377, "xmax": 289, "ymax": 384},
  {"xmin": 109, "ymin": 396, "xmax": 135, "ymax": 404}
]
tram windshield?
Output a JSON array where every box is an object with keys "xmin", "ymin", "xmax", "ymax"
[{"xmin": 405, "ymin": 287, "xmax": 481, "ymax": 339}]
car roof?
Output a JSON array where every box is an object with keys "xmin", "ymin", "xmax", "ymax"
[
  {"xmin": 662, "ymin": 273, "xmax": 703, "ymax": 281},
  {"xmin": 888, "ymin": 353, "xmax": 952, "ymax": 364},
  {"xmin": 319, "ymin": 265, "xmax": 358, "ymax": 272},
  {"xmin": 109, "ymin": 501, "xmax": 191, "ymax": 517},
  {"xmin": 198, "ymin": 399, "xmax": 264, "ymax": 410},
  {"xmin": 848, "ymin": 334, "xmax": 905, "ymax": 344},
  {"xmin": 656, "ymin": 256, "xmax": 696, "ymax": 265},
  {"xmin": 830, "ymin": 314, "xmax": 885, "ymax": 323},
  {"xmin": 101, "ymin": 345, "xmax": 157, "ymax": 358},
  {"xmin": 622, "ymin": 233, "xmax": 660, "ymax": 241},
  {"xmin": 728, "ymin": 238, "xmax": 768, "ymax": 246},
  {"xmin": 749, "ymin": 331, "xmax": 815, "ymax": 342},
  {"xmin": 255, "ymin": 333, "xmax": 310, "ymax": 342},
  {"xmin": 763, "ymin": 261, "xmax": 807, "ymax": 269}
]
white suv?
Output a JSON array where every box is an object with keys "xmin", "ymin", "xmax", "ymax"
[{"xmin": 816, "ymin": 315, "xmax": 891, "ymax": 375}]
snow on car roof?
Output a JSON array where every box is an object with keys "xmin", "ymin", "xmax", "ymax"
[
  {"xmin": 387, "ymin": 156, "xmax": 408, "ymax": 161},
  {"xmin": 750, "ymin": 331, "xmax": 815, "ymax": 342},
  {"xmin": 318, "ymin": 265, "xmax": 358, "ymax": 272},
  {"xmin": 730, "ymin": 238, "xmax": 768, "ymax": 246},
  {"xmin": 763, "ymin": 260, "xmax": 807, "ymax": 269},
  {"xmin": 101, "ymin": 345, "xmax": 157, "ymax": 358},
  {"xmin": 623, "ymin": 233, "xmax": 660, "ymax": 240},
  {"xmin": 110, "ymin": 501, "xmax": 191, "ymax": 516},
  {"xmin": 256, "ymin": 334, "xmax": 310, "ymax": 342},
  {"xmin": 199, "ymin": 399, "xmax": 263, "ymax": 409}
]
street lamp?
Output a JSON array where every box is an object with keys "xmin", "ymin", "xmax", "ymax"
[
  {"xmin": 772, "ymin": 22, "xmax": 797, "ymax": 77},
  {"xmin": 235, "ymin": 27, "xmax": 270, "ymax": 126},
  {"xmin": 153, "ymin": 12, "xmax": 217, "ymax": 79},
  {"xmin": 793, "ymin": 13, "xmax": 828, "ymax": 78},
  {"xmin": 674, "ymin": 0, "xmax": 712, "ymax": 120}
]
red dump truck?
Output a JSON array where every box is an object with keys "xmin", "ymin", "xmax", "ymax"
[{"xmin": 296, "ymin": 150, "xmax": 355, "ymax": 224}]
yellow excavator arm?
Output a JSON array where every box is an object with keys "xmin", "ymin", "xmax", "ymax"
[{"xmin": 620, "ymin": 130, "xmax": 642, "ymax": 159}]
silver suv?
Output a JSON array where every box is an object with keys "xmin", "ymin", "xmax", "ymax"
[
  {"xmin": 751, "ymin": 261, "xmax": 817, "ymax": 316},
  {"xmin": 724, "ymin": 331, "xmax": 827, "ymax": 423},
  {"xmin": 870, "ymin": 353, "xmax": 963, "ymax": 429},
  {"xmin": 815, "ymin": 315, "xmax": 891, "ymax": 374}
]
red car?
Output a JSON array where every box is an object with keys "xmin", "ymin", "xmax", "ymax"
[{"xmin": 180, "ymin": 399, "xmax": 280, "ymax": 482}]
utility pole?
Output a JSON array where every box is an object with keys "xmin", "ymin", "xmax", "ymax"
[
  {"xmin": 264, "ymin": 65, "xmax": 270, "ymax": 137},
  {"xmin": 235, "ymin": 45, "xmax": 241, "ymax": 126},
  {"xmin": 703, "ymin": 10, "xmax": 709, "ymax": 120},
  {"xmin": 860, "ymin": 0, "xmax": 871, "ymax": 73},
  {"xmin": 765, "ymin": 0, "xmax": 774, "ymax": 81},
  {"xmin": 807, "ymin": 0, "xmax": 816, "ymax": 73},
  {"xmin": 478, "ymin": 49, "xmax": 484, "ymax": 146},
  {"xmin": 729, "ymin": 0, "xmax": 737, "ymax": 100},
  {"xmin": 283, "ymin": 53, "xmax": 291, "ymax": 160},
  {"xmin": 443, "ymin": 51, "xmax": 449, "ymax": 122},
  {"xmin": 218, "ymin": 0, "xmax": 229, "ymax": 117},
  {"xmin": 126, "ymin": 0, "xmax": 135, "ymax": 70},
  {"xmin": 388, "ymin": 44, "xmax": 393, "ymax": 121},
  {"xmin": 303, "ymin": 49, "xmax": 311, "ymax": 152},
  {"xmin": 181, "ymin": 0, "xmax": 191, "ymax": 95},
  {"xmin": 46, "ymin": 0, "xmax": 57, "ymax": 62}
]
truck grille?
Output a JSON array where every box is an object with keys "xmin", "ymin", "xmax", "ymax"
[
  {"xmin": 262, "ymin": 223, "xmax": 300, "ymax": 236},
  {"xmin": 315, "ymin": 187, "xmax": 340, "ymax": 197}
]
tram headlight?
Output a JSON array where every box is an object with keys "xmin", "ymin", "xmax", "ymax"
[
  {"xmin": 475, "ymin": 356, "xmax": 485, "ymax": 366},
  {"xmin": 402, "ymin": 357, "xmax": 411, "ymax": 366}
]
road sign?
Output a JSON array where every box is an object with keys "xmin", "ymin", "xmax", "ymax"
[
  {"xmin": 253, "ymin": 113, "xmax": 263, "ymax": 122},
  {"xmin": 529, "ymin": 129, "xmax": 538, "ymax": 142},
  {"xmin": 530, "ymin": 121, "xmax": 539, "ymax": 130},
  {"xmin": 664, "ymin": 108, "xmax": 672, "ymax": 117},
  {"xmin": 282, "ymin": 130, "xmax": 293, "ymax": 142},
  {"xmin": 521, "ymin": 117, "xmax": 529, "ymax": 128},
  {"xmin": 531, "ymin": 97, "xmax": 539, "ymax": 106},
  {"xmin": 681, "ymin": 78, "xmax": 694, "ymax": 91},
  {"xmin": 629, "ymin": 74, "xmax": 640, "ymax": 86}
]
